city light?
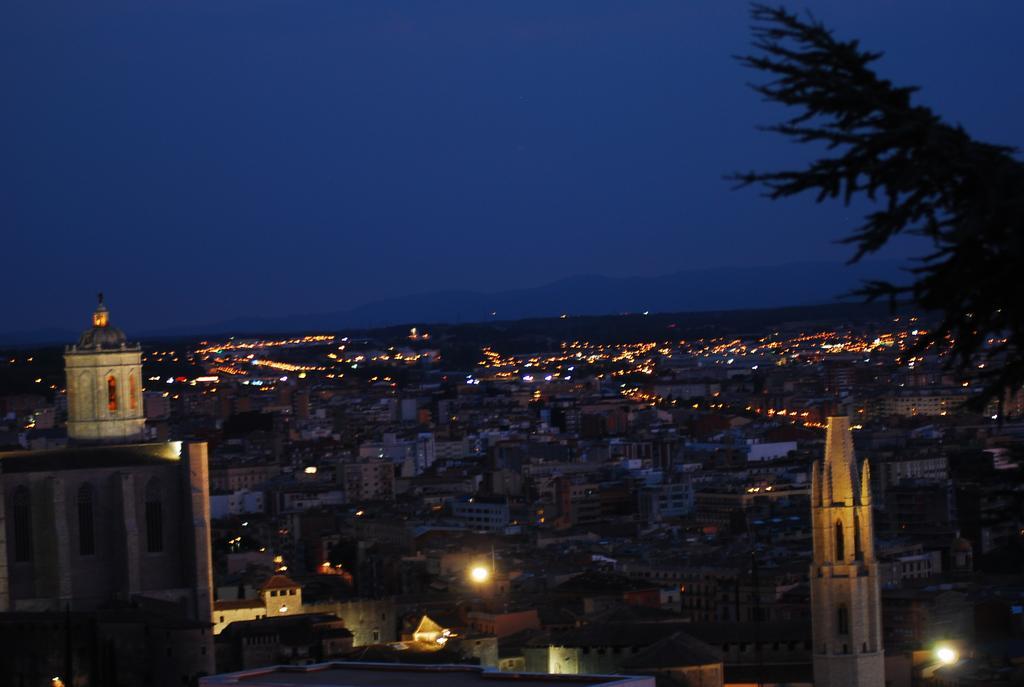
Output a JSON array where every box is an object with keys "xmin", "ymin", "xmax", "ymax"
[
  {"xmin": 469, "ymin": 565, "xmax": 490, "ymax": 583},
  {"xmin": 935, "ymin": 646, "xmax": 958, "ymax": 665}
]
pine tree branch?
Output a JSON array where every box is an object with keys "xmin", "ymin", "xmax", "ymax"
[{"xmin": 732, "ymin": 4, "xmax": 1024, "ymax": 411}]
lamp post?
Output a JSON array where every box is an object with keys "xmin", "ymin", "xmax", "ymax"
[
  {"xmin": 469, "ymin": 545, "xmax": 498, "ymax": 598},
  {"xmin": 920, "ymin": 643, "xmax": 961, "ymax": 681}
]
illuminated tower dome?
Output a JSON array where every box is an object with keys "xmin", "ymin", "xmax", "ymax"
[{"xmin": 64, "ymin": 294, "xmax": 145, "ymax": 443}]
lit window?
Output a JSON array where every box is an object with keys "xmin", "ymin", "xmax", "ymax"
[{"xmin": 107, "ymin": 376, "xmax": 118, "ymax": 413}]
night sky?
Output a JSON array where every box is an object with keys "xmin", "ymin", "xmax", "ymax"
[{"xmin": 2, "ymin": 1, "xmax": 1021, "ymax": 335}]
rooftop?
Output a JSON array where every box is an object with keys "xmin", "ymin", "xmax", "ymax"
[
  {"xmin": 72, "ymin": 294, "xmax": 131, "ymax": 350},
  {"xmin": 200, "ymin": 662, "xmax": 653, "ymax": 687},
  {"xmin": 0, "ymin": 441, "xmax": 182, "ymax": 473},
  {"xmin": 214, "ymin": 598, "xmax": 264, "ymax": 611},
  {"xmin": 261, "ymin": 574, "xmax": 301, "ymax": 591}
]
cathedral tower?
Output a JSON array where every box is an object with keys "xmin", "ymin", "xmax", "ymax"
[
  {"xmin": 811, "ymin": 416, "xmax": 884, "ymax": 687},
  {"xmin": 64, "ymin": 294, "xmax": 145, "ymax": 443}
]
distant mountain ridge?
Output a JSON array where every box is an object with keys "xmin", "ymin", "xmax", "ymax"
[{"xmin": 1, "ymin": 259, "xmax": 906, "ymax": 345}]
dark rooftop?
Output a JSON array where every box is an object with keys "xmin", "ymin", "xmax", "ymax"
[
  {"xmin": 622, "ymin": 632, "xmax": 722, "ymax": 669},
  {"xmin": 200, "ymin": 662, "xmax": 652, "ymax": 687},
  {"xmin": 0, "ymin": 441, "xmax": 182, "ymax": 473}
]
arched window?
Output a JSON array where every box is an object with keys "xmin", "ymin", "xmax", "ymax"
[
  {"xmin": 145, "ymin": 479, "xmax": 163, "ymax": 553},
  {"xmin": 78, "ymin": 483, "xmax": 95, "ymax": 555},
  {"xmin": 129, "ymin": 373, "xmax": 138, "ymax": 411},
  {"xmin": 107, "ymin": 375, "xmax": 118, "ymax": 413},
  {"xmin": 77, "ymin": 372, "xmax": 95, "ymax": 420},
  {"xmin": 835, "ymin": 521, "xmax": 845, "ymax": 561},
  {"xmin": 838, "ymin": 605, "xmax": 849, "ymax": 635},
  {"xmin": 13, "ymin": 486, "xmax": 32, "ymax": 562}
]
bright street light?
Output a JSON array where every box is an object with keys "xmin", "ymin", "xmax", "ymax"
[
  {"xmin": 469, "ymin": 565, "xmax": 490, "ymax": 583},
  {"xmin": 936, "ymin": 646, "xmax": 958, "ymax": 665}
]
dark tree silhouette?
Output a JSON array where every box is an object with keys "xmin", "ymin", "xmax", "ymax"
[{"xmin": 734, "ymin": 5, "xmax": 1024, "ymax": 410}]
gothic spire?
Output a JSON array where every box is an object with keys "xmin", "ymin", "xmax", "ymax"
[{"xmin": 824, "ymin": 415, "xmax": 859, "ymax": 505}]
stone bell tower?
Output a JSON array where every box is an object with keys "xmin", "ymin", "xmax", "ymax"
[
  {"xmin": 810, "ymin": 416, "xmax": 884, "ymax": 687},
  {"xmin": 64, "ymin": 294, "xmax": 145, "ymax": 443}
]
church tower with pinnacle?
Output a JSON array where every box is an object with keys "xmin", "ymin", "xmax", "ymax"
[
  {"xmin": 64, "ymin": 294, "xmax": 146, "ymax": 443},
  {"xmin": 811, "ymin": 416, "xmax": 884, "ymax": 687}
]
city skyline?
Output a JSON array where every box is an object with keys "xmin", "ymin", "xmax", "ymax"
[
  {"xmin": 3, "ymin": 3, "xmax": 1023, "ymax": 685},
  {"xmin": 3, "ymin": 292, "xmax": 1014, "ymax": 685}
]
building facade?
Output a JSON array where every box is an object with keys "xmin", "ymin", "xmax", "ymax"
[
  {"xmin": 64, "ymin": 296, "xmax": 146, "ymax": 444},
  {"xmin": 810, "ymin": 416, "xmax": 884, "ymax": 687},
  {"xmin": 0, "ymin": 440, "xmax": 213, "ymax": 618},
  {"xmin": 213, "ymin": 574, "xmax": 303, "ymax": 634},
  {"xmin": 0, "ymin": 298, "xmax": 216, "ymax": 686}
]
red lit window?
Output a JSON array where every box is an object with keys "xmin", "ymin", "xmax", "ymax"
[{"xmin": 107, "ymin": 376, "xmax": 118, "ymax": 412}]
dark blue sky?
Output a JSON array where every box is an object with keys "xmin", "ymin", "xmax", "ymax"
[{"xmin": 2, "ymin": 1, "xmax": 1021, "ymax": 334}]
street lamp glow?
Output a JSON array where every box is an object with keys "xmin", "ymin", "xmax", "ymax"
[
  {"xmin": 469, "ymin": 565, "xmax": 490, "ymax": 583},
  {"xmin": 936, "ymin": 646, "xmax": 958, "ymax": 665}
]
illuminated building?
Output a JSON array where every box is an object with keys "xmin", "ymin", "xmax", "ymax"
[
  {"xmin": 213, "ymin": 574, "xmax": 303, "ymax": 634},
  {"xmin": 875, "ymin": 388, "xmax": 972, "ymax": 418},
  {"xmin": 0, "ymin": 296, "xmax": 215, "ymax": 686},
  {"xmin": 64, "ymin": 295, "xmax": 146, "ymax": 443},
  {"xmin": 810, "ymin": 416, "xmax": 884, "ymax": 687}
]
